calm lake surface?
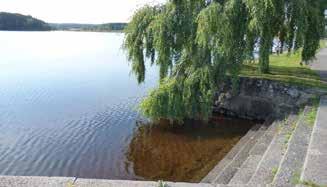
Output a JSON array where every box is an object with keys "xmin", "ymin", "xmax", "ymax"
[{"xmin": 0, "ymin": 31, "xmax": 255, "ymax": 182}]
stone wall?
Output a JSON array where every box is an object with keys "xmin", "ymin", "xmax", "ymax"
[{"xmin": 214, "ymin": 77, "xmax": 326, "ymax": 120}]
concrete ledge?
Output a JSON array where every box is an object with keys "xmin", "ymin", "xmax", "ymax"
[
  {"xmin": 0, "ymin": 176, "xmax": 219, "ymax": 187},
  {"xmin": 0, "ymin": 176, "xmax": 75, "ymax": 187},
  {"xmin": 0, "ymin": 176, "xmax": 268, "ymax": 187},
  {"xmin": 74, "ymin": 179, "xmax": 216, "ymax": 187}
]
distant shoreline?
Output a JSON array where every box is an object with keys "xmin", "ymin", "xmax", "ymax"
[
  {"xmin": 0, "ymin": 30, "xmax": 125, "ymax": 33},
  {"xmin": 0, "ymin": 12, "xmax": 127, "ymax": 33},
  {"xmin": 54, "ymin": 29, "xmax": 125, "ymax": 33},
  {"xmin": 49, "ymin": 22, "xmax": 127, "ymax": 33}
]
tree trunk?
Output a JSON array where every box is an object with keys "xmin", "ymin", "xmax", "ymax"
[{"xmin": 259, "ymin": 29, "xmax": 272, "ymax": 74}]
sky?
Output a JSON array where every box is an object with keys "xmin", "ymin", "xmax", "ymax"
[{"xmin": 0, "ymin": 0, "xmax": 166, "ymax": 24}]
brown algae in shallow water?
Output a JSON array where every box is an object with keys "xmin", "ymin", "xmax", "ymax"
[{"xmin": 126, "ymin": 117, "xmax": 255, "ymax": 182}]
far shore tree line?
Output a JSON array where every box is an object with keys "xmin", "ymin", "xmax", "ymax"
[
  {"xmin": 0, "ymin": 12, "xmax": 127, "ymax": 32},
  {"xmin": 124, "ymin": 0, "xmax": 327, "ymax": 122},
  {"xmin": 0, "ymin": 12, "xmax": 51, "ymax": 31},
  {"xmin": 50, "ymin": 23, "xmax": 127, "ymax": 32}
]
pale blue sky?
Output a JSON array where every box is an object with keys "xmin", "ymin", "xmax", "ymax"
[{"xmin": 0, "ymin": 0, "xmax": 166, "ymax": 23}]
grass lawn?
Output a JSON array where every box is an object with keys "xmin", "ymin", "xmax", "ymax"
[
  {"xmin": 320, "ymin": 39, "xmax": 327, "ymax": 49},
  {"xmin": 240, "ymin": 46, "xmax": 327, "ymax": 90}
]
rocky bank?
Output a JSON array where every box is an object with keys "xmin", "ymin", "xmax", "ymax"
[{"xmin": 213, "ymin": 77, "xmax": 326, "ymax": 120}]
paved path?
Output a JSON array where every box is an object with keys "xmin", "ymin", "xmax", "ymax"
[
  {"xmin": 301, "ymin": 97, "xmax": 327, "ymax": 185},
  {"xmin": 301, "ymin": 45, "xmax": 327, "ymax": 185},
  {"xmin": 311, "ymin": 46, "xmax": 327, "ymax": 81}
]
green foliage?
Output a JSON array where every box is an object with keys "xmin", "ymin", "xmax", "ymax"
[
  {"xmin": 124, "ymin": 0, "xmax": 248, "ymax": 122},
  {"xmin": 140, "ymin": 66, "xmax": 214, "ymax": 122},
  {"xmin": 0, "ymin": 12, "xmax": 51, "ymax": 31},
  {"xmin": 124, "ymin": 0, "xmax": 326, "ymax": 122},
  {"xmin": 301, "ymin": 2, "xmax": 321, "ymax": 62},
  {"xmin": 124, "ymin": 6, "xmax": 158, "ymax": 83},
  {"xmin": 246, "ymin": 0, "xmax": 275, "ymax": 73}
]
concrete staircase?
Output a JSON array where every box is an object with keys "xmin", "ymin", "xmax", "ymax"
[{"xmin": 202, "ymin": 105, "xmax": 320, "ymax": 187}]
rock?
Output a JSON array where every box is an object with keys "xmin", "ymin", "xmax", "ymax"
[
  {"xmin": 287, "ymin": 88, "xmax": 300, "ymax": 98},
  {"xmin": 225, "ymin": 92, "xmax": 233, "ymax": 100},
  {"xmin": 213, "ymin": 77, "xmax": 326, "ymax": 120}
]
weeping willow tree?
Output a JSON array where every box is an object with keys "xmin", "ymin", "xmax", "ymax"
[
  {"xmin": 124, "ymin": 0, "xmax": 326, "ymax": 122},
  {"xmin": 246, "ymin": 0, "xmax": 276, "ymax": 73},
  {"xmin": 246, "ymin": 0, "xmax": 326, "ymax": 72}
]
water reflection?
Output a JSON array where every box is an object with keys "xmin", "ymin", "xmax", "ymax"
[
  {"xmin": 0, "ymin": 31, "xmax": 256, "ymax": 182},
  {"xmin": 127, "ymin": 118, "xmax": 255, "ymax": 182}
]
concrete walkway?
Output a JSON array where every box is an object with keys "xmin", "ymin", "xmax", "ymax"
[
  {"xmin": 301, "ymin": 97, "xmax": 327, "ymax": 185},
  {"xmin": 300, "ymin": 45, "xmax": 327, "ymax": 185},
  {"xmin": 311, "ymin": 46, "xmax": 327, "ymax": 82}
]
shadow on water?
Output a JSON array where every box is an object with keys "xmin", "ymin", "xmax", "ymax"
[{"xmin": 126, "ymin": 116, "xmax": 256, "ymax": 182}]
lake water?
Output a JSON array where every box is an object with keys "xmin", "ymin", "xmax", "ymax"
[{"xmin": 0, "ymin": 31, "xmax": 254, "ymax": 182}]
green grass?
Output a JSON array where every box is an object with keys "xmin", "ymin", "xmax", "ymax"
[
  {"xmin": 272, "ymin": 167, "xmax": 278, "ymax": 178},
  {"xmin": 292, "ymin": 172, "xmax": 324, "ymax": 187},
  {"xmin": 306, "ymin": 97, "xmax": 320, "ymax": 127},
  {"xmin": 240, "ymin": 51, "xmax": 327, "ymax": 90},
  {"xmin": 320, "ymin": 40, "xmax": 327, "ymax": 49},
  {"xmin": 284, "ymin": 121, "xmax": 297, "ymax": 147},
  {"xmin": 300, "ymin": 180, "xmax": 324, "ymax": 187}
]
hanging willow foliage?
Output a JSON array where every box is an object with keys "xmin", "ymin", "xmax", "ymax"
[{"xmin": 124, "ymin": 0, "xmax": 326, "ymax": 122}]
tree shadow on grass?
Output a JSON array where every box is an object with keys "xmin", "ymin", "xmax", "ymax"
[{"xmin": 241, "ymin": 64, "xmax": 327, "ymax": 89}]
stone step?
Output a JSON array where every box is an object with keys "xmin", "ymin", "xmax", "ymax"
[
  {"xmin": 201, "ymin": 123, "xmax": 263, "ymax": 183},
  {"xmin": 229, "ymin": 119, "xmax": 281, "ymax": 184},
  {"xmin": 301, "ymin": 97, "xmax": 327, "ymax": 185},
  {"xmin": 227, "ymin": 155, "xmax": 263, "ymax": 185},
  {"xmin": 273, "ymin": 106, "xmax": 314, "ymax": 187},
  {"xmin": 247, "ymin": 114, "xmax": 299, "ymax": 185},
  {"xmin": 210, "ymin": 118, "xmax": 274, "ymax": 184}
]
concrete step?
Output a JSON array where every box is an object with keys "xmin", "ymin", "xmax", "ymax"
[
  {"xmin": 201, "ymin": 122, "xmax": 263, "ymax": 183},
  {"xmin": 273, "ymin": 106, "xmax": 314, "ymax": 187},
  {"xmin": 210, "ymin": 118, "xmax": 274, "ymax": 184},
  {"xmin": 301, "ymin": 97, "xmax": 327, "ymax": 185},
  {"xmin": 248, "ymin": 114, "xmax": 299, "ymax": 185},
  {"xmin": 227, "ymin": 155, "xmax": 263, "ymax": 185},
  {"xmin": 229, "ymin": 119, "xmax": 281, "ymax": 184}
]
